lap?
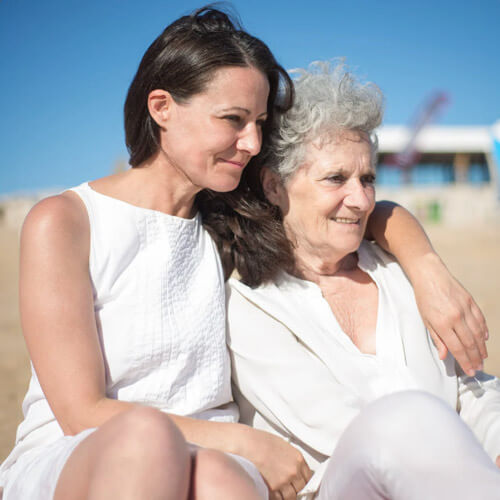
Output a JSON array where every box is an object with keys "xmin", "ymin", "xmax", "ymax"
[
  {"xmin": 315, "ymin": 391, "xmax": 500, "ymax": 500},
  {"xmin": 2, "ymin": 428, "xmax": 95, "ymax": 500},
  {"xmin": 3, "ymin": 429, "xmax": 266, "ymax": 500}
]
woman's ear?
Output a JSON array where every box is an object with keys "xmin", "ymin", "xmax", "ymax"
[
  {"xmin": 147, "ymin": 89, "xmax": 174, "ymax": 128},
  {"xmin": 261, "ymin": 168, "xmax": 285, "ymax": 208}
]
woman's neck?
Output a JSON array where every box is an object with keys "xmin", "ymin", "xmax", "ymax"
[
  {"xmin": 292, "ymin": 251, "xmax": 359, "ymax": 285},
  {"xmin": 95, "ymin": 151, "xmax": 201, "ymax": 218},
  {"xmin": 132, "ymin": 153, "xmax": 201, "ymax": 217},
  {"xmin": 292, "ymin": 248, "xmax": 378, "ymax": 355}
]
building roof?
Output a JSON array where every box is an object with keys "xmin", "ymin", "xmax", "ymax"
[{"xmin": 377, "ymin": 124, "xmax": 495, "ymax": 154}]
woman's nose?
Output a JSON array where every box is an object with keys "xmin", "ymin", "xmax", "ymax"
[
  {"xmin": 237, "ymin": 123, "xmax": 262, "ymax": 156},
  {"xmin": 345, "ymin": 180, "xmax": 373, "ymax": 210}
]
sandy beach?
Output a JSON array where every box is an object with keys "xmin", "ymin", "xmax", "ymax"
[{"xmin": 1, "ymin": 221, "xmax": 499, "ymax": 461}]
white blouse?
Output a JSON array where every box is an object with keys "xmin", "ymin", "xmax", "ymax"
[{"xmin": 227, "ymin": 241, "xmax": 500, "ymax": 494}]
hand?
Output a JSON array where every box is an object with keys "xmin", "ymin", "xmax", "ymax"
[
  {"xmin": 496, "ymin": 456, "xmax": 500, "ymax": 469},
  {"xmin": 411, "ymin": 253, "xmax": 488, "ymax": 376},
  {"xmin": 241, "ymin": 427, "xmax": 312, "ymax": 500}
]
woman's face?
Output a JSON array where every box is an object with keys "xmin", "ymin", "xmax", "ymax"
[
  {"xmin": 271, "ymin": 130, "xmax": 376, "ymax": 267},
  {"xmin": 160, "ymin": 65, "xmax": 270, "ymax": 193}
]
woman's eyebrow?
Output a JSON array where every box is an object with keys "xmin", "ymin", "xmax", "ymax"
[
  {"xmin": 220, "ymin": 106, "xmax": 251, "ymax": 114},
  {"xmin": 219, "ymin": 107, "xmax": 268, "ymax": 118},
  {"xmin": 322, "ymin": 166, "xmax": 346, "ymax": 175}
]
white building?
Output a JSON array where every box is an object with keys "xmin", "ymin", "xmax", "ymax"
[{"xmin": 375, "ymin": 121, "xmax": 500, "ymax": 225}]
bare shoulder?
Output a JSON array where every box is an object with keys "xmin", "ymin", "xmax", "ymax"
[
  {"xmin": 21, "ymin": 191, "xmax": 90, "ymax": 261},
  {"xmin": 23, "ymin": 190, "xmax": 87, "ymax": 231}
]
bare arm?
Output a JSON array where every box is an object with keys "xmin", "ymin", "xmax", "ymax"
[
  {"xmin": 19, "ymin": 193, "xmax": 117, "ymax": 433},
  {"xmin": 20, "ymin": 193, "xmax": 310, "ymax": 495},
  {"xmin": 366, "ymin": 201, "xmax": 488, "ymax": 376}
]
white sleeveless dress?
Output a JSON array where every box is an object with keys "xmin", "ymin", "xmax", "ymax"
[{"xmin": 0, "ymin": 182, "xmax": 266, "ymax": 499}]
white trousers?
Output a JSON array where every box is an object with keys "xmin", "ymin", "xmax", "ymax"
[{"xmin": 316, "ymin": 391, "xmax": 500, "ymax": 500}]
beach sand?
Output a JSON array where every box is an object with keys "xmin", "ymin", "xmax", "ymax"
[{"xmin": 0, "ymin": 222, "xmax": 499, "ymax": 461}]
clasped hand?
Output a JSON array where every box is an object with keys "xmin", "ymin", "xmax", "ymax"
[{"xmin": 244, "ymin": 428, "xmax": 313, "ymax": 500}]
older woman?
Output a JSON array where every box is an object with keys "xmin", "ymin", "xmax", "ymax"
[
  {"xmin": 223, "ymin": 62, "xmax": 500, "ymax": 499},
  {"xmin": 0, "ymin": 4, "xmax": 492, "ymax": 497}
]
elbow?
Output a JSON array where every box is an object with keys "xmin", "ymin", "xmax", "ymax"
[
  {"xmin": 60, "ymin": 418, "xmax": 91, "ymax": 436},
  {"xmin": 56, "ymin": 397, "xmax": 110, "ymax": 436},
  {"xmin": 57, "ymin": 412, "xmax": 95, "ymax": 436}
]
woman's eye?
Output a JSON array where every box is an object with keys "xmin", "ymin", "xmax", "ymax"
[
  {"xmin": 326, "ymin": 175, "xmax": 345, "ymax": 183},
  {"xmin": 224, "ymin": 115, "xmax": 243, "ymax": 124},
  {"xmin": 361, "ymin": 175, "xmax": 376, "ymax": 185}
]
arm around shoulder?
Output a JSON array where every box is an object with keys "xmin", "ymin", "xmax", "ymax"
[{"xmin": 367, "ymin": 200, "xmax": 488, "ymax": 376}]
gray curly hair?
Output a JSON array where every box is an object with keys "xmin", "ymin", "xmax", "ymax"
[{"xmin": 264, "ymin": 60, "xmax": 385, "ymax": 181}]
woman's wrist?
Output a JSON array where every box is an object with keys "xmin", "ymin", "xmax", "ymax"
[
  {"xmin": 221, "ymin": 422, "xmax": 256, "ymax": 457},
  {"xmin": 403, "ymin": 250, "xmax": 445, "ymax": 286}
]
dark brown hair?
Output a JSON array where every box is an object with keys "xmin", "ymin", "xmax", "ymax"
[
  {"xmin": 200, "ymin": 62, "xmax": 386, "ymax": 287},
  {"xmin": 198, "ymin": 157, "xmax": 294, "ymax": 287},
  {"xmin": 124, "ymin": 5, "xmax": 293, "ymax": 167}
]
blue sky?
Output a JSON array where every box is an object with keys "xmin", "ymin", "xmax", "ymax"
[{"xmin": 1, "ymin": 0, "xmax": 499, "ymax": 195}]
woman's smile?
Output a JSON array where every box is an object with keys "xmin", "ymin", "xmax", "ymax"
[
  {"xmin": 330, "ymin": 216, "xmax": 361, "ymax": 224},
  {"xmin": 272, "ymin": 130, "xmax": 376, "ymax": 271}
]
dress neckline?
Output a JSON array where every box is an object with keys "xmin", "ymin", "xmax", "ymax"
[{"xmin": 84, "ymin": 182, "xmax": 200, "ymax": 224}]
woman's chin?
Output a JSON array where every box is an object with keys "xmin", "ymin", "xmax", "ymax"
[
  {"xmin": 208, "ymin": 175, "xmax": 242, "ymax": 193},
  {"xmin": 336, "ymin": 237, "xmax": 365, "ymax": 257}
]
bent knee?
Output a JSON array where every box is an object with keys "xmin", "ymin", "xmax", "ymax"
[
  {"xmin": 194, "ymin": 449, "xmax": 262, "ymax": 499},
  {"xmin": 356, "ymin": 391, "xmax": 454, "ymax": 440},
  {"xmin": 379, "ymin": 390, "xmax": 451, "ymax": 416},
  {"xmin": 196, "ymin": 448, "xmax": 244, "ymax": 478},
  {"xmin": 98, "ymin": 407, "xmax": 188, "ymax": 462},
  {"xmin": 335, "ymin": 391, "xmax": 463, "ymax": 467}
]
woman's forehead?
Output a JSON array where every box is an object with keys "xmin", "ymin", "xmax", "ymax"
[
  {"xmin": 304, "ymin": 134, "xmax": 374, "ymax": 166},
  {"xmin": 309, "ymin": 129, "xmax": 372, "ymax": 149}
]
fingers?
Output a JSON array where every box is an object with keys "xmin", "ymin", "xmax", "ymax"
[
  {"xmin": 270, "ymin": 485, "xmax": 295, "ymax": 500},
  {"xmin": 301, "ymin": 462, "xmax": 313, "ymax": 484},
  {"xmin": 280, "ymin": 483, "xmax": 297, "ymax": 500},
  {"xmin": 428, "ymin": 327, "xmax": 447, "ymax": 360},
  {"xmin": 270, "ymin": 491, "xmax": 283, "ymax": 500},
  {"xmin": 450, "ymin": 289, "xmax": 489, "ymax": 370},
  {"xmin": 291, "ymin": 475, "xmax": 306, "ymax": 495},
  {"xmin": 464, "ymin": 306, "xmax": 488, "ymax": 362},
  {"xmin": 452, "ymin": 315, "xmax": 484, "ymax": 376},
  {"xmin": 413, "ymin": 260, "xmax": 490, "ymax": 375},
  {"xmin": 496, "ymin": 456, "xmax": 500, "ymax": 469},
  {"xmin": 426, "ymin": 296, "xmax": 489, "ymax": 376},
  {"xmin": 269, "ymin": 464, "xmax": 311, "ymax": 500},
  {"xmin": 469, "ymin": 299, "xmax": 489, "ymax": 355},
  {"xmin": 427, "ymin": 321, "xmax": 476, "ymax": 376}
]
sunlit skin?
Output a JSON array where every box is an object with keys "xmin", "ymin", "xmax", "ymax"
[
  {"xmin": 13, "ymin": 61, "xmax": 496, "ymax": 500},
  {"xmin": 18, "ymin": 63, "xmax": 316, "ymax": 500},
  {"xmin": 262, "ymin": 129, "xmax": 500, "ymax": 465},
  {"xmin": 263, "ymin": 130, "xmax": 379, "ymax": 353},
  {"xmin": 155, "ymin": 65, "xmax": 270, "ymax": 195},
  {"xmin": 265, "ymin": 129, "xmax": 376, "ymax": 277},
  {"xmin": 89, "ymin": 66, "xmax": 270, "ymax": 219}
]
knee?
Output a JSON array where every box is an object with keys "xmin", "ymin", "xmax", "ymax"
[
  {"xmin": 378, "ymin": 390, "xmax": 451, "ymax": 418},
  {"xmin": 196, "ymin": 448, "xmax": 238, "ymax": 479},
  {"xmin": 193, "ymin": 449, "xmax": 262, "ymax": 499},
  {"xmin": 354, "ymin": 391, "xmax": 455, "ymax": 444},
  {"xmin": 333, "ymin": 391, "xmax": 460, "ymax": 472},
  {"xmin": 98, "ymin": 406, "xmax": 189, "ymax": 469}
]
